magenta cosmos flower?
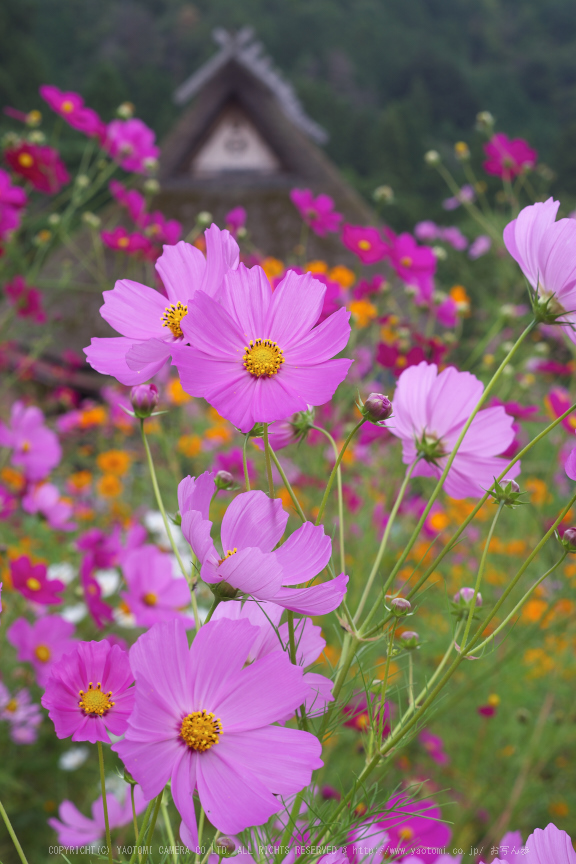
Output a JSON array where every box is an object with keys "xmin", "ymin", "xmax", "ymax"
[
  {"xmin": 179, "ymin": 472, "xmax": 348, "ymax": 614},
  {"xmin": 113, "ymin": 617, "xmax": 322, "ymax": 849},
  {"xmin": 7, "ymin": 616, "xmax": 76, "ymax": 687},
  {"xmin": 120, "ymin": 544, "xmax": 192, "ymax": 626},
  {"xmin": 172, "ymin": 264, "xmax": 351, "ymax": 433},
  {"xmin": 39, "ymin": 85, "xmax": 106, "ymax": 139},
  {"xmin": 4, "ymin": 141, "xmax": 70, "ymax": 194},
  {"xmin": 10, "ymin": 555, "xmax": 65, "ymax": 605},
  {"xmin": 382, "ymin": 229, "xmax": 436, "ymax": 304},
  {"xmin": 290, "ymin": 188, "xmax": 342, "ymax": 236},
  {"xmin": 49, "ymin": 786, "xmax": 148, "ymax": 848},
  {"xmin": 103, "ymin": 118, "xmax": 160, "ymax": 174},
  {"xmin": 341, "ymin": 224, "xmax": 388, "ymax": 264},
  {"xmin": 41, "ymin": 640, "xmax": 135, "ymax": 743},
  {"xmin": 483, "ymin": 132, "xmax": 537, "ymax": 179},
  {"xmin": 5, "ymin": 276, "xmax": 46, "ymax": 322},
  {"xmin": 387, "ymin": 361, "xmax": 520, "ymax": 499},
  {"xmin": 0, "ymin": 401, "xmax": 61, "ymax": 481},
  {"xmin": 84, "ymin": 225, "xmax": 239, "ymax": 385},
  {"xmin": 504, "ymin": 198, "xmax": 576, "ymax": 344}
]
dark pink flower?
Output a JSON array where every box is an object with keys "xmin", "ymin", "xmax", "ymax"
[
  {"xmin": 290, "ymin": 189, "xmax": 342, "ymax": 236},
  {"xmin": 180, "ymin": 473, "xmax": 348, "ymax": 615},
  {"xmin": 225, "ymin": 206, "xmax": 247, "ymax": 236},
  {"xmin": 85, "ymin": 225, "xmax": 239, "ymax": 385},
  {"xmin": 382, "ymin": 229, "xmax": 436, "ymax": 304},
  {"xmin": 101, "ymin": 226, "xmax": 152, "ymax": 256},
  {"xmin": 478, "ymin": 704, "xmax": 497, "ymax": 717},
  {"xmin": 4, "ymin": 142, "xmax": 70, "ymax": 194},
  {"xmin": 7, "ymin": 615, "xmax": 76, "ymax": 687},
  {"xmin": 341, "ymin": 224, "xmax": 388, "ymax": 264},
  {"xmin": 419, "ymin": 729, "xmax": 450, "ymax": 765},
  {"xmin": 435, "ymin": 296, "xmax": 458, "ymax": 328},
  {"xmin": 39, "ymin": 85, "xmax": 106, "ymax": 139},
  {"xmin": 172, "ymin": 264, "xmax": 352, "ymax": 433},
  {"xmin": 41, "ymin": 640, "xmax": 135, "ymax": 744},
  {"xmin": 120, "ymin": 545, "xmax": 192, "ymax": 627},
  {"xmin": 343, "ymin": 692, "xmax": 390, "ymax": 735},
  {"xmin": 483, "ymin": 132, "xmax": 537, "ymax": 179},
  {"xmin": 5, "ymin": 276, "xmax": 46, "ymax": 322},
  {"xmin": 10, "ymin": 556, "xmax": 65, "ymax": 605},
  {"xmin": 104, "ymin": 118, "xmax": 160, "ymax": 174},
  {"xmin": 0, "ymin": 168, "xmax": 26, "ymax": 243},
  {"xmin": 215, "ymin": 447, "xmax": 256, "ymax": 481},
  {"xmin": 352, "ymin": 275, "xmax": 385, "ymax": 300},
  {"xmin": 0, "ymin": 401, "xmax": 61, "ymax": 481},
  {"xmin": 109, "ymin": 179, "xmax": 148, "ymax": 226},
  {"xmin": 144, "ymin": 211, "xmax": 182, "ymax": 248},
  {"xmin": 113, "ymin": 618, "xmax": 322, "ymax": 849}
]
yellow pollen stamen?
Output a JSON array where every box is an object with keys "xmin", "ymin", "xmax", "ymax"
[
  {"xmin": 117, "ymin": 236, "xmax": 130, "ymax": 248},
  {"xmin": 5, "ymin": 698, "xmax": 18, "ymax": 713},
  {"xmin": 243, "ymin": 339, "xmax": 284, "ymax": 378},
  {"xmin": 78, "ymin": 682, "xmax": 115, "ymax": 716},
  {"xmin": 18, "ymin": 153, "xmax": 34, "ymax": 168},
  {"xmin": 400, "ymin": 256, "xmax": 413, "ymax": 267},
  {"xmin": 218, "ymin": 547, "xmax": 237, "ymax": 565},
  {"xmin": 26, "ymin": 577, "xmax": 42, "ymax": 591},
  {"xmin": 180, "ymin": 709, "xmax": 223, "ymax": 751},
  {"xmin": 35, "ymin": 644, "xmax": 51, "ymax": 662},
  {"xmin": 399, "ymin": 827, "xmax": 414, "ymax": 842},
  {"xmin": 143, "ymin": 592, "xmax": 157, "ymax": 606},
  {"xmin": 358, "ymin": 240, "xmax": 371, "ymax": 250},
  {"xmin": 21, "ymin": 440, "xmax": 31, "ymax": 452},
  {"xmin": 162, "ymin": 302, "xmax": 188, "ymax": 338},
  {"xmin": 61, "ymin": 100, "xmax": 74, "ymax": 113}
]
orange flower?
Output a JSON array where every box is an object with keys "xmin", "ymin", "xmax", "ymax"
[
  {"xmin": 166, "ymin": 378, "xmax": 192, "ymax": 406},
  {"xmin": 349, "ymin": 299, "xmax": 378, "ymax": 328},
  {"xmin": 97, "ymin": 450, "xmax": 131, "ymax": 476},
  {"xmin": 304, "ymin": 260, "xmax": 328, "ymax": 274},
  {"xmin": 260, "ymin": 257, "xmax": 284, "ymax": 282},
  {"xmin": 329, "ymin": 265, "xmax": 355, "ymax": 288},
  {"xmin": 96, "ymin": 474, "xmax": 123, "ymax": 498},
  {"xmin": 521, "ymin": 599, "xmax": 547, "ymax": 623},
  {"xmin": 68, "ymin": 470, "xmax": 92, "ymax": 491},
  {"xmin": 449, "ymin": 284, "xmax": 471, "ymax": 315},
  {"xmin": 177, "ymin": 435, "xmax": 202, "ymax": 457},
  {"xmin": 205, "ymin": 425, "xmax": 232, "ymax": 445},
  {"xmin": 0, "ymin": 467, "xmax": 26, "ymax": 493},
  {"xmin": 525, "ymin": 477, "xmax": 551, "ymax": 506},
  {"xmin": 79, "ymin": 406, "xmax": 107, "ymax": 428}
]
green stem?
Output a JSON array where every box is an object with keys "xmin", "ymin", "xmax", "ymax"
[
  {"xmin": 195, "ymin": 807, "xmax": 206, "ymax": 864},
  {"xmin": 314, "ymin": 420, "xmax": 366, "ymax": 527},
  {"xmin": 263, "ymin": 424, "xmax": 275, "ymax": 498},
  {"xmin": 131, "ymin": 784, "xmax": 141, "ymax": 863},
  {"xmin": 360, "ymin": 320, "xmax": 537, "ymax": 634},
  {"xmin": 354, "ymin": 459, "xmax": 419, "ymax": 623},
  {"xmin": 129, "ymin": 801, "xmax": 153, "ymax": 864},
  {"xmin": 377, "ymin": 625, "xmax": 395, "ymax": 744},
  {"xmin": 287, "ymin": 611, "xmax": 298, "ymax": 664},
  {"xmin": 141, "ymin": 419, "xmax": 200, "ymax": 629},
  {"xmin": 317, "ymin": 633, "xmax": 358, "ymax": 741},
  {"xmin": 435, "ymin": 162, "xmax": 501, "ymax": 243},
  {"xmin": 144, "ymin": 792, "xmax": 163, "ymax": 846},
  {"xmin": 0, "ymin": 800, "xmax": 29, "ymax": 864},
  {"xmin": 268, "ymin": 445, "xmax": 306, "ymax": 521},
  {"xmin": 204, "ymin": 597, "xmax": 221, "ymax": 624},
  {"xmin": 97, "ymin": 741, "xmax": 114, "ymax": 864},
  {"xmin": 463, "ymin": 313, "xmax": 506, "ymax": 369},
  {"xmin": 312, "ymin": 425, "xmax": 351, "ymax": 574},
  {"xmin": 243, "ymin": 434, "xmax": 251, "ymax": 491},
  {"xmin": 161, "ymin": 797, "xmax": 178, "ymax": 864},
  {"xmin": 460, "ymin": 502, "xmax": 504, "ymax": 652}
]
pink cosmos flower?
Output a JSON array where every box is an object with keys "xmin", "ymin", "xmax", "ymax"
[
  {"xmin": 544, "ymin": 387, "xmax": 576, "ymax": 433},
  {"xmin": 120, "ymin": 545, "xmax": 192, "ymax": 626},
  {"xmin": 488, "ymin": 824, "xmax": 576, "ymax": 864},
  {"xmin": 84, "ymin": 224, "xmax": 239, "ymax": 385},
  {"xmin": 10, "ymin": 556, "xmax": 65, "ymax": 605},
  {"xmin": 341, "ymin": 224, "xmax": 388, "ymax": 264},
  {"xmin": 468, "ymin": 235, "xmax": 491, "ymax": 259},
  {"xmin": 382, "ymin": 229, "xmax": 436, "ymax": 304},
  {"xmin": 172, "ymin": 264, "xmax": 351, "ymax": 433},
  {"xmin": 109, "ymin": 179, "xmax": 148, "ymax": 226},
  {"xmin": 0, "ymin": 169, "xmax": 26, "ymax": 244},
  {"xmin": 113, "ymin": 617, "xmax": 323, "ymax": 849},
  {"xmin": 22, "ymin": 482, "xmax": 76, "ymax": 531},
  {"xmin": 0, "ymin": 401, "xmax": 61, "ymax": 481},
  {"xmin": 0, "ymin": 682, "xmax": 42, "ymax": 744},
  {"xmin": 179, "ymin": 472, "xmax": 348, "ymax": 615},
  {"xmin": 101, "ymin": 226, "xmax": 152, "ymax": 257},
  {"xmin": 441, "ymin": 226, "xmax": 468, "ymax": 251},
  {"xmin": 419, "ymin": 729, "xmax": 449, "ymax": 765},
  {"xmin": 386, "ymin": 362, "xmax": 520, "ymax": 499},
  {"xmin": 5, "ymin": 276, "xmax": 46, "ymax": 322},
  {"xmin": 48, "ymin": 786, "xmax": 148, "ymax": 848},
  {"xmin": 213, "ymin": 600, "xmax": 334, "ymax": 717},
  {"xmin": 144, "ymin": 211, "xmax": 182, "ymax": 249},
  {"xmin": 225, "ymin": 206, "xmax": 247, "ymax": 236},
  {"xmin": 7, "ymin": 615, "xmax": 76, "ymax": 687},
  {"xmin": 80, "ymin": 562, "xmax": 114, "ymax": 629},
  {"xmin": 483, "ymin": 132, "xmax": 537, "ymax": 179},
  {"xmin": 39, "ymin": 85, "xmax": 106, "ymax": 139},
  {"xmin": 443, "ymin": 183, "xmax": 475, "ymax": 210},
  {"xmin": 435, "ymin": 296, "xmax": 458, "ymax": 328},
  {"xmin": 504, "ymin": 198, "xmax": 576, "ymax": 344},
  {"xmin": 4, "ymin": 141, "xmax": 70, "ymax": 194},
  {"xmin": 290, "ymin": 189, "xmax": 342, "ymax": 236},
  {"xmin": 42, "ymin": 641, "xmax": 135, "ymax": 744},
  {"xmin": 104, "ymin": 118, "xmax": 160, "ymax": 174},
  {"xmin": 348, "ymin": 796, "xmax": 452, "ymax": 864}
]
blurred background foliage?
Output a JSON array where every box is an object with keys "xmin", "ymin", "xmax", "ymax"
[{"xmin": 4, "ymin": 0, "xmax": 576, "ymax": 228}]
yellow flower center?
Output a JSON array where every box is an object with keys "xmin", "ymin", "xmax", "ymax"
[
  {"xmin": 61, "ymin": 100, "xmax": 75, "ymax": 113},
  {"xmin": 400, "ymin": 256, "xmax": 413, "ymax": 268},
  {"xmin": 79, "ymin": 682, "xmax": 115, "ymax": 716},
  {"xmin": 21, "ymin": 440, "xmax": 31, "ymax": 452},
  {"xmin": 218, "ymin": 547, "xmax": 237, "ymax": 565},
  {"xmin": 358, "ymin": 240, "xmax": 371, "ymax": 251},
  {"xmin": 18, "ymin": 153, "xmax": 34, "ymax": 168},
  {"xmin": 35, "ymin": 644, "xmax": 51, "ymax": 662},
  {"xmin": 180, "ymin": 710, "xmax": 223, "ymax": 751},
  {"xmin": 26, "ymin": 577, "xmax": 42, "ymax": 591},
  {"xmin": 5, "ymin": 698, "xmax": 18, "ymax": 713},
  {"xmin": 243, "ymin": 339, "xmax": 284, "ymax": 378},
  {"xmin": 399, "ymin": 827, "xmax": 414, "ymax": 842},
  {"xmin": 162, "ymin": 302, "xmax": 188, "ymax": 338},
  {"xmin": 117, "ymin": 236, "xmax": 130, "ymax": 248},
  {"xmin": 143, "ymin": 592, "xmax": 157, "ymax": 606}
]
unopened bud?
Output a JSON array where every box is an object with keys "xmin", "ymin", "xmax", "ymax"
[
  {"xmin": 373, "ymin": 185, "xmax": 394, "ymax": 204},
  {"xmin": 476, "ymin": 111, "xmax": 495, "ymax": 131},
  {"xmin": 389, "ymin": 597, "xmax": 412, "ymax": 617},
  {"xmin": 454, "ymin": 587, "xmax": 482, "ymax": 607},
  {"xmin": 432, "ymin": 245, "xmax": 447, "ymax": 260},
  {"xmin": 144, "ymin": 178, "xmax": 160, "ymax": 195},
  {"xmin": 82, "ymin": 212, "xmax": 101, "ymax": 228},
  {"xmin": 362, "ymin": 393, "xmax": 393, "ymax": 424},
  {"xmin": 454, "ymin": 141, "xmax": 470, "ymax": 160},
  {"xmin": 48, "ymin": 213, "xmax": 61, "ymax": 226},
  {"xmin": 123, "ymin": 768, "xmax": 137, "ymax": 785},
  {"xmin": 398, "ymin": 630, "xmax": 419, "ymax": 649},
  {"xmin": 28, "ymin": 130, "xmax": 46, "ymax": 144},
  {"xmin": 117, "ymin": 102, "xmax": 135, "ymax": 119},
  {"xmin": 75, "ymin": 174, "xmax": 90, "ymax": 189},
  {"xmin": 26, "ymin": 110, "xmax": 42, "ymax": 127},
  {"xmin": 215, "ymin": 470, "xmax": 234, "ymax": 491},
  {"xmin": 211, "ymin": 581, "xmax": 239, "ymax": 601},
  {"xmin": 424, "ymin": 150, "xmax": 441, "ymax": 166},
  {"xmin": 561, "ymin": 527, "xmax": 576, "ymax": 552},
  {"xmin": 197, "ymin": 210, "xmax": 213, "ymax": 227},
  {"xmin": 214, "ymin": 837, "xmax": 237, "ymax": 858},
  {"xmin": 130, "ymin": 383, "xmax": 159, "ymax": 418}
]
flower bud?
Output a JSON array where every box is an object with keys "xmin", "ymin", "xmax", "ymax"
[
  {"xmin": 28, "ymin": 130, "xmax": 46, "ymax": 144},
  {"xmin": 130, "ymin": 383, "xmax": 159, "ymax": 418},
  {"xmin": 454, "ymin": 587, "xmax": 482, "ymax": 607},
  {"xmin": 373, "ymin": 184, "xmax": 394, "ymax": 203},
  {"xmin": 48, "ymin": 213, "xmax": 61, "ymax": 225},
  {"xmin": 197, "ymin": 211, "xmax": 213, "ymax": 227},
  {"xmin": 432, "ymin": 245, "xmax": 447, "ymax": 260},
  {"xmin": 389, "ymin": 597, "xmax": 412, "ymax": 617},
  {"xmin": 424, "ymin": 150, "xmax": 441, "ymax": 165},
  {"xmin": 75, "ymin": 174, "xmax": 90, "ymax": 189},
  {"xmin": 398, "ymin": 630, "xmax": 419, "ymax": 649},
  {"xmin": 454, "ymin": 141, "xmax": 470, "ymax": 160},
  {"xmin": 362, "ymin": 393, "xmax": 393, "ymax": 424},
  {"xmin": 214, "ymin": 837, "xmax": 237, "ymax": 858},
  {"xmin": 117, "ymin": 102, "xmax": 135, "ymax": 119},
  {"xmin": 215, "ymin": 470, "xmax": 234, "ymax": 491},
  {"xmin": 211, "ymin": 581, "xmax": 239, "ymax": 601},
  {"xmin": 82, "ymin": 212, "xmax": 101, "ymax": 228},
  {"xmin": 26, "ymin": 109, "xmax": 42, "ymax": 127},
  {"xmin": 561, "ymin": 527, "xmax": 576, "ymax": 552},
  {"xmin": 123, "ymin": 768, "xmax": 138, "ymax": 786},
  {"xmin": 476, "ymin": 110, "xmax": 495, "ymax": 131},
  {"xmin": 144, "ymin": 178, "xmax": 160, "ymax": 195}
]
